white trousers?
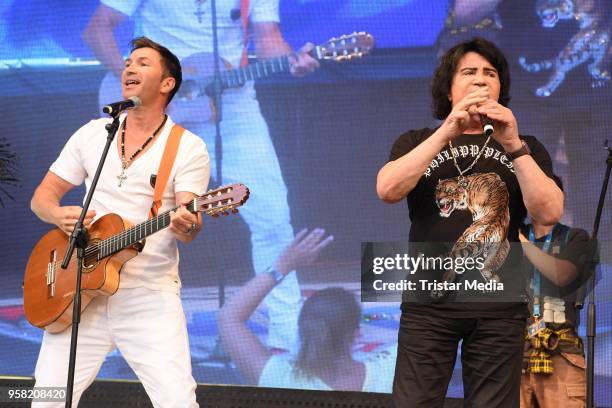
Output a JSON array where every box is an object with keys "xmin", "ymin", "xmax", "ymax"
[
  {"xmin": 187, "ymin": 87, "xmax": 300, "ymax": 352},
  {"xmin": 32, "ymin": 287, "xmax": 198, "ymax": 408}
]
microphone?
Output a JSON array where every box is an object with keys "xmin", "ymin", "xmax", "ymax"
[
  {"xmin": 102, "ymin": 96, "xmax": 142, "ymax": 116},
  {"xmin": 479, "ymin": 114, "xmax": 494, "ymax": 136},
  {"xmin": 230, "ymin": 9, "xmax": 241, "ymax": 20}
]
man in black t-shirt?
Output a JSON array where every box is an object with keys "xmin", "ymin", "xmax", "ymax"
[
  {"xmin": 518, "ymin": 215, "xmax": 594, "ymax": 408},
  {"xmin": 376, "ymin": 38, "xmax": 563, "ymax": 407}
]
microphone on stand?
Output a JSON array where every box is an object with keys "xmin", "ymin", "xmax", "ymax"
[
  {"xmin": 480, "ymin": 114, "xmax": 494, "ymax": 136},
  {"xmin": 230, "ymin": 8, "xmax": 241, "ymax": 20},
  {"xmin": 102, "ymin": 96, "xmax": 142, "ymax": 116}
]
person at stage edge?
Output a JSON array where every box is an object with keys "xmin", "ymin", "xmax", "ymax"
[
  {"xmin": 30, "ymin": 37, "xmax": 210, "ymax": 407},
  {"xmin": 83, "ymin": 0, "xmax": 320, "ymax": 354},
  {"xmin": 518, "ymin": 191, "xmax": 595, "ymax": 408},
  {"xmin": 218, "ymin": 228, "xmax": 396, "ymax": 392},
  {"xmin": 376, "ymin": 37, "xmax": 563, "ymax": 407}
]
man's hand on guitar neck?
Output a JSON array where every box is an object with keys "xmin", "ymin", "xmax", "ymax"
[
  {"xmin": 289, "ymin": 43, "xmax": 320, "ymax": 77},
  {"xmin": 253, "ymin": 22, "xmax": 319, "ymax": 77},
  {"xmin": 169, "ymin": 197, "xmax": 202, "ymax": 243}
]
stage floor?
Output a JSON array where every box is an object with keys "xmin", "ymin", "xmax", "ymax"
[{"xmin": 2, "ymin": 281, "xmax": 612, "ymax": 402}]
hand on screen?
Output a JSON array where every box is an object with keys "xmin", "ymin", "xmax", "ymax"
[
  {"xmin": 274, "ymin": 228, "xmax": 334, "ymax": 276},
  {"xmin": 289, "ymin": 43, "xmax": 320, "ymax": 77}
]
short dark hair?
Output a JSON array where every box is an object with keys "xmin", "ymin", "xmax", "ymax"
[
  {"xmin": 130, "ymin": 36, "xmax": 182, "ymax": 106},
  {"xmin": 431, "ymin": 37, "xmax": 511, "ymax": 120}
]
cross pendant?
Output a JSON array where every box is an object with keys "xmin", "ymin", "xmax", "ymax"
[
  {"xmin": 194, "ymin": 3, "xmax": 206, "ymax": 23},
  {"xmin": 117, "ymin": 164, "xmax": 128, "ymax": 187}
]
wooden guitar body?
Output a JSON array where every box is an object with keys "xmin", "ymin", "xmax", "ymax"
[{"xmin": 23, "ymin": 214, "xmax": 140, "ymax": 333}]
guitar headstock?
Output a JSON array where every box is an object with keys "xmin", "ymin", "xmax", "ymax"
[
  {"xmin": 195, "ymin": 183, "xmax": 250, "ymax": 217},
  {"xmin": 316, "ymin": 32, "xmax": 375, "ymax": 61}
]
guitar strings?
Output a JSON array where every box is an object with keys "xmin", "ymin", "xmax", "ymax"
[
  {"xmin": 79, "ymin": 191, "xmax": 238, "ymax": 260},
  {"xmin": 85, "ymin": 210, "xmax": 174, "ymax": 258},
  {"xmin": 81, "ymin": 206, "xmax": 179, "ymax": 259}
]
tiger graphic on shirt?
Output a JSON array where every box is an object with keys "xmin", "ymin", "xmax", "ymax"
[{"xmin": 432, "ymin": 172, "xmax": 510, "ymax": 297}]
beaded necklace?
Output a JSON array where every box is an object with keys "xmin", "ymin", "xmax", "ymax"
[{"xmin": 117, "ymin": 115, "xmax": 168, "ymax": 187}]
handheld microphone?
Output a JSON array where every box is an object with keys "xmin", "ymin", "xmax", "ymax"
[
  {"xmin": 479, "ymin": 114, "xmax": 494, "ymax": 136},
  {"xmin": 102, "ymin": 96, "xmax": 142, "ymax": 116}
]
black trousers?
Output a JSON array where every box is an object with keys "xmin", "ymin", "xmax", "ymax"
[{"xmin": 392, "ymin": 311, "xmax": 525, "ymax": 408}]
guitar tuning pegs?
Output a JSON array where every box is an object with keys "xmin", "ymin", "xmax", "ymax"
[
  {"xmin": 231, "ymin": 208, "xmax": 239, "ymax": 214},
  {"xmin": 222, "ymin": 211, "xmax": 229, "ymax": 216},
  {"xmin": 211, "ymin": 212, "xmax": 219, "ymax": 218}
]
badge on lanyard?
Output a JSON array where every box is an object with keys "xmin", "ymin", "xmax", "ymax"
[
  {"xmin": 527, "ymin": 317, "xmax": 546, "ymax": 338},
  {"xmin": 527, "ymin": 225, "xmax": 555, "ymax": 337}
]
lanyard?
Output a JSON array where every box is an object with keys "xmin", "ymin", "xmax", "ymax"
[{"xmin": 528, "ymin": 226, "xmax": 553, "ymax": 317}]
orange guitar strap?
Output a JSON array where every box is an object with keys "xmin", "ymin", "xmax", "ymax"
[
  {"xmin": 240, "ymin": 0, "xmax": 250, "ymax": 67},
  {"xmin": 149, "ymin": 124, "xmax": 185, "ymax": 218}
]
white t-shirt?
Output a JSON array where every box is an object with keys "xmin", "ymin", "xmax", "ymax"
[
  {"xmin": 258, "ymin": 345, "xmax": 396, "ymax": 393},
  {"xmin": 102, "ymin": 0, "xmax": 280, "ymax": 66},
  {"xmin": 50, "ymin": 114, "xmax": 210, "ymax": 292}
]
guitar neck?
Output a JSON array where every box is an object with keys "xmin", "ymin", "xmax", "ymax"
[
  {"xmin": 93, "ymin": 183, "xmax": 248, "ymax": 260},
  {"xmin": 96, "ymin": 206, "xmax": 179, "ymax": 260},
  {"xmin": 220, "ymin": 55, "xmax": 293, "ymax": 88},
  {"xmin": 203, "ymin": 32, "xmax": 374, "ymax": 92},
  {"xmin": 220, "ymin": 43, "xmax": 326, "ymax": 88}
]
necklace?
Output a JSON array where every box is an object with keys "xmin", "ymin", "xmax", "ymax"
[
  {"xmin": 194, "ymin": 0, "xmax": 207, "ymax": 23},
  {"xmin": 117, "ymin": 115, "xmax": 168, "ymax": 187},
  {"xmin": 448, "ymin": 135, "xmax": 490, "ymax": 188}
]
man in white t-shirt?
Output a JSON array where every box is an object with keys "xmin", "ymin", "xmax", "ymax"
[
  {"xmin": 30, "ymin": 37, "xmax": 210, "ymax": 407},
  {"xmin": 83, "ymin": 0, "xmax": 319, "ymax": 352}
]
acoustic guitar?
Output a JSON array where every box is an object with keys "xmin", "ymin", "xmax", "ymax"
[
  {"xmin": 23, "ymin": 183, "xmax": 249, "ymax": 333},
  {"xmin": 98, "ymin": 32, "xmax": 375, "ymax": 122}
]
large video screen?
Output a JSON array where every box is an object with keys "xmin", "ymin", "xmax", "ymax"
[{"xmin": 1, "ymin": 0, "xmax": 610, "ymax": 404}]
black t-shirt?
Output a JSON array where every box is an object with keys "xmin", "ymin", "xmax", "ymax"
[
  {"xmin": 389, "ymin": 128, "xmax": 556, "ymax": 318},
  {"xmin": 520, "ymin": 223, "xmax": 593, "ymax": 329}
]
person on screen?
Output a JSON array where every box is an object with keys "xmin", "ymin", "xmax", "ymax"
[
  {"xmin": 518, "ymin": 178, "xmax": 595, "ymax": 408},
  {"xmin": 218, "ymin": 228, "xmax": 396, "ymax": 392},
  {"xmin": 376, "ymin": 37, "xmax": 563, "ymax": 407},
  {"xmin": 436, "ymin": 0, "xmax": 504, "ymax": 58},
  {"xmin": 0, "ymin": 0, "xmax": 69, "ymax": 59},
  {"xmin": 83, "ymin": 0, "xmax": 320, "ymax": 354},
  {"xmin": 30, "ymin": 37, "xmax": 209, "ymax": 407}
]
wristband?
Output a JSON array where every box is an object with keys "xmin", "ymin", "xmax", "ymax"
[
  {"xmin": 507, "ymin": 139, "xmax": 531, "ymax": 161},
  {"xmin": 265, "ymin": 266, "xmax": 285, "ymax": 284}
]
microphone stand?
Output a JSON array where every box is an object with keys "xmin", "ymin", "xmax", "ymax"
[
  {"xmin": 210, "ymin": 0, "xmax": 225, "ymax": 309},
  {"xmin": 60, "ymin": 113, "xmax": 121, "ymax": 407},
  {"xmin": 207, "ymin": 0, "xmax": 230, "ymax": 362},
  {"xmin": 585, "ymin": 140, "xmax": 612, "ymax": 408}
]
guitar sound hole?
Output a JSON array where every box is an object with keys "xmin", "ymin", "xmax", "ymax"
[{"xmin": 82, "ymin": 239, "xmax": 101, "ymax": 272}]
